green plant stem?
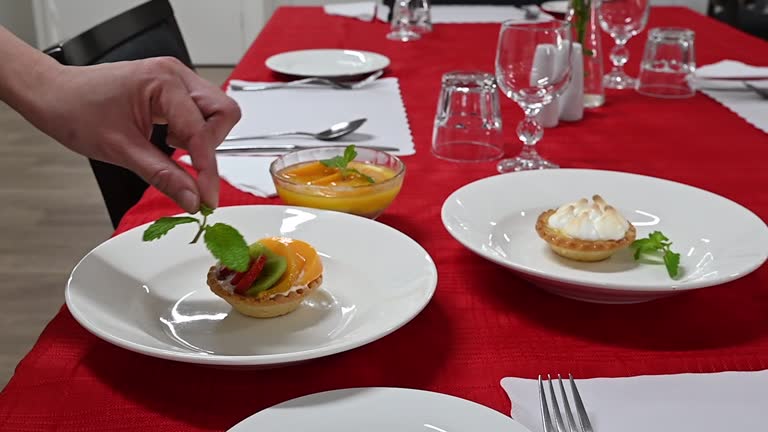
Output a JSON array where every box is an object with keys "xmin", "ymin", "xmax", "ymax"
[{"xmin": 191, "ymin": 215, "xmax": 206, "ymax": 244}]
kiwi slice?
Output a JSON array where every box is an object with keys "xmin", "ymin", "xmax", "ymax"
[
  {"xmin": 249, "ymin": 242, "xmax": 277, "ymax": 260},
  {"xmin": 245, "ymin": 242, "xmax": 288, "ymax": 296}
]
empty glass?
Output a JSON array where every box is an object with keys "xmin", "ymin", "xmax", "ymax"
[
  {"xmin": 432, "ymin": 72, "xmax": 504, "ymax": 162},
  {"xmin": 636, "ymin": 28, "xmax": 696, "ymax": 98},
  {"xmin": 598, "ymin": 0, "xmax": 650, "ymax": 89},
  {"xmin": 386, "ymin": 0, "xmax": 431, "ymax": 41},
  {"xmin": 494, "ymin": 20, "xmax": 573, "ymax": 172}
]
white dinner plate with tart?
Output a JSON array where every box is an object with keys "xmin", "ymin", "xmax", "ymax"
[
  {"xmin": 441, "ymin": 169, "xmax": 768, "ymax": 303},
  {"xmin": 228, "ymin": 387, "xmax": 528, "ymax": 432},
  {"xmin": 66, "ymin": 205, "xmax": 437, "ymax": 366}
]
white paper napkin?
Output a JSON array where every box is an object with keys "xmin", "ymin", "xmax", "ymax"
[
  {"xmin": 501, "ymin": 370, "xmax": 768, "ymax": 432},
  {"xmin": 693, "ymin": 61, "xmax": 768, "ymax": 134},
  {"xmin": 323, "ymin": 1, "xmax": 380, "ymax": 22},
  {"xmin": 695, "ymin": 60, "xmax": 768, "ymax": 80},
  {"xmin": 427, "ymin": 5, "xmax": 552, "ymax": 23},
  {"xmin": 326, "ymin": 4, "xmax": 553, "ymax": 23},
  {"xmin": 224, "ymin": 77, "xmax": 414, "ymax": 156},
  {"xmin": 179, "ymin": 155, "xmax": 277, "ymax": 198}
]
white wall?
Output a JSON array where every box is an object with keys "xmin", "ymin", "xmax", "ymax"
[
  {"xmin": 31, "ymin": 0, "xmax": 361, "ymax": 65},
  {"xmin": 0, "ymin": 0, "xmax": 37, "ymax": 45},
  {"xmin": 651, "ymin": 0, "xmax": 709, "ymax": 14}
]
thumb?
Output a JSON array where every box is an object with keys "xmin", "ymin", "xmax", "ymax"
[{"xmin": 119, "ymin": 135, "xmax": 202, "ymax": 214}]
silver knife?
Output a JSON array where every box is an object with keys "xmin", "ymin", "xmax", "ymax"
[{"xmin": 215, "ymin": 144, "xmax": 400, "ymax": 153}]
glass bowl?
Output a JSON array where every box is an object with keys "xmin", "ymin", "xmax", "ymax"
[{"xmin": 269, "ymin": 147, "xmax": 406, "ymax": 219}]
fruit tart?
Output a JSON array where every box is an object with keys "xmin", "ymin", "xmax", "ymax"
[
  {"xmin": 143, "ymin": 206, "xmax": 322, "ymax": 319},
  {"xmin": 208, "ymin": 237, "xmax": 323, "ymax": 318},
  {"xmin": 536, "ymin": 195, "xmax": 636, "ymax": 262}
]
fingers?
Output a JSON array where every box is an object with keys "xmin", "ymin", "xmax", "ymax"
[
  {"xmin": 119, "ymin": 134, "xmax": 202, "ymax": 214},
  {"xmin": 146, "ymin": 58, "xmax": 241, "ymax": 209},
  {"xmin": 165, "ymin": 60, "xmax": 241, "ymax": 208}
]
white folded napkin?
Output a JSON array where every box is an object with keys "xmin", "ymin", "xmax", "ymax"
[
  {"xmin": 179, "ymin": 155, "xmax": 277, "ymax": 198},
  {"xmin": 224, "ymin": 77, "xmax": 414, "ymax": 156},
  {"xmin": 323, "ymin": 1, "xmax": 380, "ymax": 22},
  {"xmin": 501, "ymin": 370, "xmax": 768, "ymax": 432},
  {"xmin": 693, "ymin": 60, "xmax": 768, "ymax": 134},
  {"xmin": 428, "ymin": 5, "xmax": 553, "ymax": 23},
  {"xmin": 330, "ymin": 4, "xmax": 553, "ymax": 23},
  {"xmin": 695, "ymin": 60, "xmax": 768, "ymax": 80}
]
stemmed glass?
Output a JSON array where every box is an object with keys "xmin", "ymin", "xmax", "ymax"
[
  {"xmin": 598, "ymin": 0, "xmax": 651, "ymax": 89},
  {"xmin": 494, "ymin": 20, "xmax": 573, "ymax": 173}
]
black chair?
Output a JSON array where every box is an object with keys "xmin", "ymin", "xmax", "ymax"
[
  {"xmin": 709, "ymin": 0, "xmax": 768, "ymax": 40},
  {"xmin": 44, "ymin": 0, "xmax": 193, "ymax": 229}
]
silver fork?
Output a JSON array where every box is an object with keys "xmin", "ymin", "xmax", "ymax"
[
  {"xmin": 539, "ymin": 374, "xmax": 594, "ymax": 432},
  {"xmin": 229, "ymin": 70, "xmax": 383, "ymax": 91}
]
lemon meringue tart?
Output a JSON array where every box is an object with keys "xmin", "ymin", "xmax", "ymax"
[{"xmin": 536, "ymin": 195, "xmax": 636, "ymax": 262}]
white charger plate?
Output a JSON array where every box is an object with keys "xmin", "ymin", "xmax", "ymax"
[
  {"xmin": 228, "ymin": 387, "xmax": 529, "ymax": 431},
  {"xmin": 541, "ymin": 1, "xmax": 568, "ymax": 14},
  {"xmin": 265, "ymin": 49, "xmax": 390, "ymax": 77},
  {"xmin": 441, "ymin": 169, "xmax": 768, "ymax": 303},
  {"xmin": 66, "ymin": 206, "xmax": 437, "ymax": 366}
]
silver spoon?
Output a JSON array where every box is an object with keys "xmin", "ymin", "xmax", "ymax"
[{"xmin": 223, "ymin": 118, "xmax": 367, "ymax": 142}]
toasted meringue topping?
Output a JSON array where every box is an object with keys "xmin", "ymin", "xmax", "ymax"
[{"xmin": 547, "ymin": 195, "xmax": 630, "ymax": 241}]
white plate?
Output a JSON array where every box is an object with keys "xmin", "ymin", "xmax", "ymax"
[
  {"xmin": 228, "ymin": 387, "xmax": 529, "ymax": 431},
  {"xmin": 541, "ymin": 1, "xmax": 568, "ymax": 14},
  {"xmin": 441, "ymin": 169, "xmax": 768, "ymax": 303},
  {"xmin": 265, "ymin": 49, "xmax": 390, "ymax": 77},
  {"xmin": 66, "ymin": 205, "xmax": 437, "ymax": 366}
]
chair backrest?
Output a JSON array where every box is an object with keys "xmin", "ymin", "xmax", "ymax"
[{"xmin": 44, "ymin": 0, "xmax": 193, "ymax": 229}]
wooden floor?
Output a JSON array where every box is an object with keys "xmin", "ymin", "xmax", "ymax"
[{"xmin": 0, "ymin": 67, "xmax": 233, "ymax": 390}]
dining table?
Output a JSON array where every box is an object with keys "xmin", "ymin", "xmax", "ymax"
[{"xmin": 1, "ymin": 5, "xmax": 767, "ymax": 431}]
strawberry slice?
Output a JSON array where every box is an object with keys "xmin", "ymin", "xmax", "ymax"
[
  {"xmin": 230, "ymin": 267, "xmax": 247, "ymax": 285},
  {"xmin": 234, "ymin": 255, "xmax": 267, "ymax": 295}
]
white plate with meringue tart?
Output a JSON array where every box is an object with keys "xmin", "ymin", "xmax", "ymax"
[
  {"xmin": 66, "ymin": 205, "xmax": 437, "ymax": 366},
  {"xmin": 442, "ymin": 169, "xmax": 768, "ymax": 303}
]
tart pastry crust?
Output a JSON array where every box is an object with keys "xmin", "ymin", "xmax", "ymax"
[
  {"xmin": 207, "ymin": 266, "xmax": 322, "ymax": 318},
  {"xmin": 536, "ymin": 209, "xmax": 636, "ymax": 262}
]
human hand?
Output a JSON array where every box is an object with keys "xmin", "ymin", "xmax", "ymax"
[{"xmin": 27, "ymin": 57, "xmax": 240, "ymax": 212}]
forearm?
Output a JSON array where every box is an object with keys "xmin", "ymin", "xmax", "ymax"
[{"xmin": 0, "ymin": 26, "xmax": 63, "ymax": 123}]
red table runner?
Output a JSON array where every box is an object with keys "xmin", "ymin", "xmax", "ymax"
[{"xmin": 2, "ymin": 7, "xmax": 767, "ymax": 431}]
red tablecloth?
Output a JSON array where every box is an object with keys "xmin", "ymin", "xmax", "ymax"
[{"xmin": 2, "ymin": 6, "xmax": 767, "ymax": 431}]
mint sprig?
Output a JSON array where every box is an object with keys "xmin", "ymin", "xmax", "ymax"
[
  {"xmin": 143, "ymin": 204, "xmax": 250, "ymax": 272},
  {"xmin": 320, "ymin": 145, "xmax": 375, "ymax": 183},
  {"xmin": 630, "ymin": 231, "xmax": 681, "ymax": 279}
]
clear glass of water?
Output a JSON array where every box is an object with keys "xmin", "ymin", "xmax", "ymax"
[
  {"xmin": 494, "ymin": 20, "xmax": 573, "ymax": 173},
  {"xmin": 432, "ymin": 72, "xmax": 504, "ymax": 163},
  {"xmin": 636, "ymin": 28, "xmax": 696, "ymax": 98},
  {"xmin": 386, "ymin": 0, "xmax": 430, "ymax": 41},
  {"xmin": 598, "ymin": 0, "xmax": 650, "ymax": 89}
]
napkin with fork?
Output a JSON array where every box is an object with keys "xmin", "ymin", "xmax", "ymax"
[
  {"xmin": 694, "ymin": 60, "xmax": 768, "ymax": 134},
  {"xmin": 501, "ymin": 370, "xmax": 768, "ymax": 432}
]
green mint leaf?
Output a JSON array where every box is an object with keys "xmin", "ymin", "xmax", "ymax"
[
  {"xmin": 321, "ymin": 145, "xmax": 358, "ymax": 170},
  {"xmin": 343, "ymin": 145, "xmax": 357, "ymax": 165},
  {"xmin": 199, "ymin": 204, "xmax": 214, "ymax": 217},
  {"xmin": 649, "ymin": 231, "xmax": 668, "ymax": 244},
  {"xmin": 320, "ymin": 156, "xmax": 345, "ymax": 169},
  {"xmin": 663, "ymin": 250, "xmax": 681, "ymax": 278},
  {"xmin": 142, "ymin": 217, "xmax": 199, "ymax": 241},
  {"xmin": 203, "ymin": 223, "xmax": 250, "ymax": 272},
  {"xmin": 345, "ymin": 168, "xmax": 375, "ymax": 183}
]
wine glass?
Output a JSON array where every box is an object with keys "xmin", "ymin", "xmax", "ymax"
[
  {"xmin": 494, "ymin": 20, "xmax": 573, "ymax": 173},
  {"xmin": 598, "ymin": 0, "xmax": 651, "ymax": 89}
]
